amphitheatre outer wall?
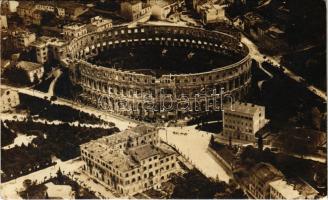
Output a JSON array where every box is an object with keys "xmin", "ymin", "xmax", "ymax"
[{"xmin": 61, "ymin": 24, "xmax": 252, "ymax": 120}]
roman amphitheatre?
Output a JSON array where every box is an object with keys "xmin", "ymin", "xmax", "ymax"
[{"xmin": 62, "ymin": 24, "xmax": 252, "ymax": 120}]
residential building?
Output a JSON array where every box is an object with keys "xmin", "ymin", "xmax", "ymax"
[
  {"xmin": 0, "ymin": 15, "xmax": 8, "ymax": 29},
  {"xmin": 247, "ymin": 162, "xmax": 284, "ymax": 199},
  {"xmin": 31, "ymin": 36, "xmax": 68, "ymax": 64},
  {"xmin": 223, "ymin": 101, "xmax": 267, "ymax": 143},
  {"xmin": 63, "ymin": 24, "xmax": 87, "ymax": 40},
  {"xmin": 200, "ymin": 4, "xmax": 226, "ymax": 24},
  {"xmin": 11, "ymin": 30, "xmax": 36, "ymax": 50},
  {"xmin": 87, "ymin": 16, "xmax": 113, "ymax": 33},
  {"xmin": 0, "ymin": 89, "xmax": 20, "ymax": 112},
  {"xmin": 147, "ymin": 0, "xmax": 182, "ymax": 20},
  {"xmin": 16, "ymin": 2, "xmax": 36, "ymax": 23},
  {"xmin": 60, "ymin": 2, "xmax": 88, "ymax": 20},
  {"xmin": 16, "ymin": 2, "xmax": 42, "ymax": 25},
  {"xmin": 16, "ymin": 61, "xmax": 44, "ymax": 83},
  {"xmin": 34, "ymin": 2, "xmax": 66, "ymax": 17},
  {"xmin": 120, "ymin": 1, "xmax": 152, "ymax": 22},
  {"xmin": 80, "ymin": 125, "xmax": 178, "ymax": 196},
  {"xmin": 245, "ymin": 162, "xmax": 319, "ymax": 199}
]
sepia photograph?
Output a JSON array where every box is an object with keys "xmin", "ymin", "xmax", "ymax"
[{"xmin": 0, "ymin": 0, "xmax": 326, "ymax": 199}]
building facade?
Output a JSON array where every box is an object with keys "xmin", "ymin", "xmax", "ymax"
[
  {"xmin": 16, "ymin": 61, "xmax": 44, "ymax": 83},
  {"xmin": 223, "ymin": 101, "xmax": 267, "ymax": 142},
  {"xmin": 63, "ymin": 24, "xmax": 88, "ymax": 40},
  {"xmin": 11, "ymin": 30, "xmax": 36, "ymax": 50},
  {"xmin": 244, "ymin": 162, "xmax": 319, "ymax": 199},
  {"xmin": 0, "ymin": 89, "xmax": 20, "ymax": 112},
  {"xmin": 147, "ymin": 0, "xmax": 182, "ymax": 20},
  {"xmin": 62, "ymin": 25, "xmax": 251, "ymax": 120},
  {"xmin": 121, "ymin": 1, "xmax": 152, "ymax": 22},
  {"xmin": 80, "ymin": 125, "xmax": 178, "ymax": 196},
  {"xmin": 87, "ymin": 16, "xmax": 113, "ymax": 33},
  {"xmin": 31, "ymin": 36, "xmax": 68, "ymax": 64}
]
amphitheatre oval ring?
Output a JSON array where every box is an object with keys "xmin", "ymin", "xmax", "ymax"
[{"xmin": 62, "ymin": 24, "xmax": 252, "ymax": 120}]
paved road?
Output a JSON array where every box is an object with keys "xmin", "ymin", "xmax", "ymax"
[
  {"xmin": 47, "ymin": 69, "xmax": 62, "ymax": 97},
  {"xmin": 242, "ymin": 35, "xmax": 327, "ymax": 101},
  {"xmin": 0, "ymin": 158, "xmax": 83, "ymax": 199},
  {"xmin": 159, "ymin": 126, "xmax": 231, "ymax": 183},
  {"xmin": 0, "ymin": 84, "xmax": 138, "ymax": 131}
]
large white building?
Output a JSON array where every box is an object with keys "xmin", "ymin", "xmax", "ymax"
[
  {"xmin": 223, "ymin": 101, "xmax": 267, "ymax": 143},
  {"xmin": 80, "ymin": 125, "xmax": 178, "ymax": 196}
]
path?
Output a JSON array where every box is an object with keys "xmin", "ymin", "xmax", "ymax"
[
  {"xmin": 0, "ymin": 84, "xmax": 138, "ymax": 131},
  {"xmin": 159, "ymin": 125, "xmax": 230, "ymax": 183},
  {"xmin": 0, "ymin": 158, "xmax": 83, "ymax": 199},
  {"xmin": 242, "ymin": 35, "xmax": 327, "ymax": 101}
]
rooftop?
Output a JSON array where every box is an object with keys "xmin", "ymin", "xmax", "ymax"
[
  {"xmin": 224, "ymin": 101, "xmax": 265, "ymax": 115},
  {"xmin": 90, "ymin": 16, "xmax": 112, "ymax": 26},
  {"xmin": 63, "ymin": 23, "xmax": 86, "ymax": 30},
  {"xmin": 80, "ymin": 125, "xmax": 174, "ymax": 172},
  {"xmin": 17, "ymin": 61, "xmax": 43, "ymax": 71},
  {"xmin": 31, "ymin": 36, "xmax": 67, "ymax": 47},
  {"xmin": 269, "ymin": 179, "xmax": 303, "ymax": 199},
  {"xmin": 250, "ymin": 162, "xmax": 284, "ymax": 184}
]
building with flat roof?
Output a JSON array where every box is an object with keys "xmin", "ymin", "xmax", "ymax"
[
  {"xmin": 147, "ymin": 0, "xmax": 183, "ymax": 20},
  {"xmin": 63, "ymin": 23, "xmax": 87, "ymax": 40},
  {"xmin": 80, "ymin": 125, "xmax": 178, "ymax": 196},
  {"xmin": 11, "ymin": 30, "xmax": 36, "ymax": 50},
  {"xmin": 87, "ymin": 16, "xmax": 113, "ymax": 33},
  {"xmin": 31, "ymin": 36, "xmax": 68, "ymax": 64},
  {"xmin": 120, "ymin": 1, "xmax": 152, "ymax": 22},
  {"xmin": 16, "ymin": 60, "xmax": 44, "ymax": 83},
  {"xmin": 223, "ymin": 101, "xmax": 268, "ymax": 143},
  {"xmin": 243, "ymin": 162, "xmax": 319, "ymax": 199}
]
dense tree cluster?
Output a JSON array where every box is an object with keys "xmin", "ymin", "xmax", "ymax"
[
  {"xmin": 1, "ymin": 122, "xmax": 17, "ymax": 146},
  {"xmin": 170, "ymin": 169, "xmax": 246, "ymax": 199},
  {"xmin": 19, "ymin": 94, "xmax": 110, "ymax": 125},
  {"xmin": 1, "ymin": 121, "xmax": 119, "ymax": 182}
]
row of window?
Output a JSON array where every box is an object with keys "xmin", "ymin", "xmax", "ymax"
[{"xmin": 225, "ymin": 112, "xmax": 253, "ymax": 120}]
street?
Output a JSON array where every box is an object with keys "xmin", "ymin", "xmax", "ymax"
[
  {"xmin": 242, "ymin": 35, "xmax": 327, "ymax": 101},
  {"xmin": 159, "ymin": 126, "xmax": 230, "ymax": 183}
]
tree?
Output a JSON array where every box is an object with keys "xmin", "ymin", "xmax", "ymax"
[
  {"xmin": 56, "ymin": 168, "xmax": 63, "ymax": 183},
  {"xmin": 33, "ymin": 73, "xmax": 40, "ymax": 84},
  {"xmin": 209, "ymin": 135, "xmax": 215, "ymax": 146},
  {"xmin": 23, "ymin": 179, "xmax": 32, "ymax": 190},
  {"xmin": 310, "ymin": 106, "xmax": 321, "ymax": 130},
  {"xmin": 257, "ymin": 134, "xmax": 263, "ymax": 151}
]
